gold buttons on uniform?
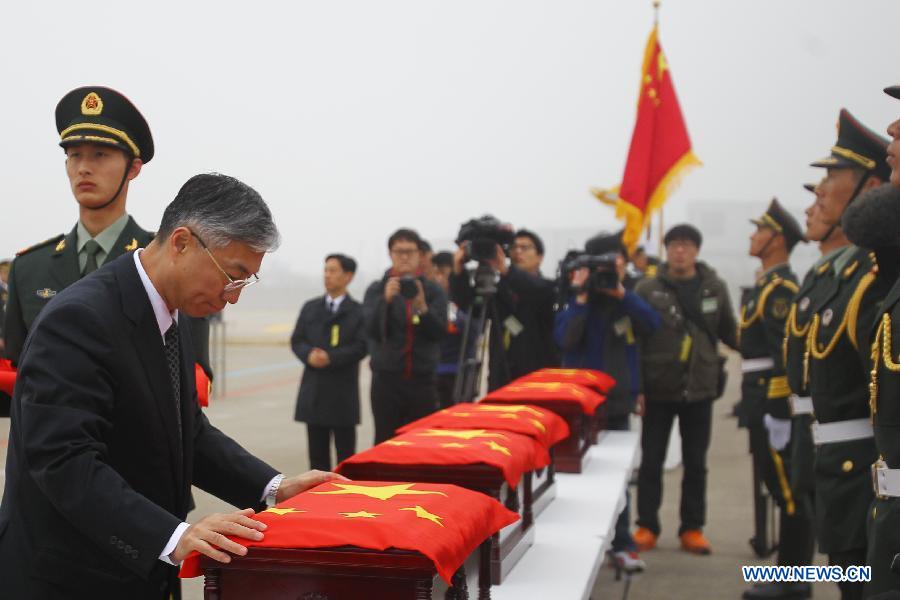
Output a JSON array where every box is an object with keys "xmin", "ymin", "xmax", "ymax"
[{"xmin": 842, "ymin": 460, "xmax": 853, "ymax": 473}]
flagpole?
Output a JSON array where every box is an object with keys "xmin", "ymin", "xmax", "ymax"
[
  {"xmin": 653, "ymin": 0, "xmax": 660, "ymax": 24},
  {"xmin": 657, "ymin": 209, "xmax": 665, "ymax": 259}
]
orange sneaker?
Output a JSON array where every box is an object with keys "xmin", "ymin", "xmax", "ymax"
[
  {"xmin": 632, "ymin": 527, "xmax": 657, "ymax": 551},
  {"xmin": 680, "ymin": 529, "xmax": 712, "ymax": 555}
]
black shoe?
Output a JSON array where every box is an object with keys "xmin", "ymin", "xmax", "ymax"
[{"xmin": 742, "ymin": 582, "xmax": 811, "ymax": 599}]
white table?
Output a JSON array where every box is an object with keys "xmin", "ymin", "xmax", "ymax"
[{"xmin": 491, "ymin": 430, "xmax": 640, "ymax": 600}]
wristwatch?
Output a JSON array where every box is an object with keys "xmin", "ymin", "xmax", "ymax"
[{"xmin": 265, "ymin": 474, "xmax": 285, "ymax": 508}]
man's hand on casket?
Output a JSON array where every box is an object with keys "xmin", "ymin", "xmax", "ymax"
[
  {"xmin": 277, "ymin": 470, "xmax": 349, "ymax": 503},
  {"xmin": 171, "ymin": 508, "xmax": 267, "ymax": 563}
]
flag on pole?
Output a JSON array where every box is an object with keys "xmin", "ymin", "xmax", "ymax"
[{"xmin": 593, "ymin": 23, "xmax": 700, "ymax": 253}]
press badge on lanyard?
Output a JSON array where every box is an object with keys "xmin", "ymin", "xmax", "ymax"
[
  {"xmin": 702, "ymin": 297, "xmax": 718, "ymax": 314},
  {"xmin": 330, "ymin": 325, "xmax": 340, "ymax": 347}
]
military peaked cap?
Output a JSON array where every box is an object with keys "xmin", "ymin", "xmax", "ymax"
[
  {"xmin": 56, "ymin": 86, "xmax": 154, "ymax": 162},
  {"xmin": 885, "ymin": 85, "xmax": 900, "ymax": 100},
  {"xmin": 750, "ymin": 198, "xmax": 806, "ymax": 249},
  {"xmin": 810, "ymin": 108, "xmax": 889, "ymax": 181},
  {"xmin": 803, "ymin": 183, "xmax": 817, "ymax": 193}
]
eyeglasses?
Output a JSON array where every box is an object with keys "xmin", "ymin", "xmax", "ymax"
[
  {"xmin": 511, "ymin": 243, "xmax": 536, "ymax": 253},
  {"xmin": 188, "ymin": 228, "xmax": 260, "ymax": 295},
  {"xmin": 390, "ymin": 248, "xmax": 419, "ymax": 257}
]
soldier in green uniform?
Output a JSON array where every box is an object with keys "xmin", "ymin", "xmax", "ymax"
[
  {"xmin": 783, "ymin": 181, "xmax": 822, "ymax": 589},
  {"xmin": 841, "ymin": 181, "xmax": 900, "ymax": 598},
  {"xmin": 799, "ymin": 109, "xmax": 889, "ymax": 600},
  {"xmin": 2, "ymin": 86, "xmax": 211, "ymax": 381},
  {"xmin": 838, "ymin": 83, "xmax": 900, "ymax": 598},
  {"xmin": 740, "ymin": 199, "xmax": 813, "ymax": 600}
]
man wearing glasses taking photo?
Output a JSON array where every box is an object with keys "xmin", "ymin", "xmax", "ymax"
[{"xmin": 0, "ymin": 173, "xmax": 344, "ymax": 599}]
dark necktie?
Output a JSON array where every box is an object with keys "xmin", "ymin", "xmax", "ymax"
[
  {"xmin": 164, "ymin": 322, "xmax": 183, "ymax": 443},
  {"xmin": 328, "ymin": 299, "xmax": 336, "ymax": 314},
  {"xmin": 82, "ymin": 239, "xmax": 102, "ymax": 276}
]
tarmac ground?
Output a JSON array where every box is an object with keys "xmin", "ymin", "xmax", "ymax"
[{"xmin": 0, "ymin": 343, "xmax": 840, "ymax": 600}]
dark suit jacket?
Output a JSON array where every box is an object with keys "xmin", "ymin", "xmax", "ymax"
[
  {"xmin": 3, "ymin": 216, "xmax": 214, "ymax": 379},
  {"xmin": 291, "ymin": 295, "xmax": 367, "ymax": 427},
  {"xmin": 0, "ymin": 253, "xmax": 277, "ymax": 599}
]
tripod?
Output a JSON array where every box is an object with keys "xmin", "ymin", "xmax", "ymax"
[{"xmin": 451, "ymin": 263, "xmax": 498, "ymax": 405}]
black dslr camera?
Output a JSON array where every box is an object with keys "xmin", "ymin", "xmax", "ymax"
[
  {"xmin": 560, "ymin": 252, "xmax": 621, "ymax": 295},
  {"xmin": 399, "ymin": 276, "xmax": 419, "ymax": 299}
]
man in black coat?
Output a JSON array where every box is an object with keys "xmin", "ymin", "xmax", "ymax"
[
  {"xmin": 363, "ymin": 228, "xmax": 447, "ymax": 444},
  {"xmin": 292, "ymin": 253, "xmax": 367, "ymax": 470},
  {"xmin": 450, "ymin": 229, "xmax": 557, "ymax": 391},
  {"xmin": 0, "ymin": 174, "xmax": 340, "ymax": 599}
]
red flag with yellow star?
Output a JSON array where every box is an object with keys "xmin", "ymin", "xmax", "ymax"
[
  {"xmin": 395, "ymin": 403, "xmax": 570, "ymax": 449},
  {"xmin": 482, "ymin": 381, "xmax": 606, "ymax": 415},
  {"xmin": 514, "ymin": 368, "xmax": 616, "ymax": 396},
  {"xmin": 601, "ymin": 24, "xmax": 700, "ymax": 253},
  {"xmin": 337, "ymin": 428, "xmax": 548, "ymax": 487},
  {"xmin": 179, "ymin": 481, "xmax": 519, "ymax": 584}
]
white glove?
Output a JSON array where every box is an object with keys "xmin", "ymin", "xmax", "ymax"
[{"xmin": 763, "ymin": 414, "xmax": 792, "ymax": 452}]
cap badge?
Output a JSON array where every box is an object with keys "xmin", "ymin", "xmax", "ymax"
[
  {"xmin": 81, "ymin": 92, "xmax": 103, "ymax": 116},
  {"xmin": 822, "ymin": 308, "xmax": 834, "ymax": 327},
  {"xmin": 36, "ymin": 288, "xmax": 57, "ymax": 299}
]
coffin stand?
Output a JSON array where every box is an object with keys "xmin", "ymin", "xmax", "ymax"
[{"xmin": 198, "ymin": 541, "xmax": 491, "ymax": 600}]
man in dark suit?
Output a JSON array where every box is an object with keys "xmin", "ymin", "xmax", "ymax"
[
  {"xmin": 0, "ymin": 173, "xmax": 341, "ymax": 599},
  {"xmin": 292, "ymin": 253, "xmax": 367, "ymax": 470},
  {"xmin": 2, "ymin": 85, "xmax": 212, "ymax": 380}
]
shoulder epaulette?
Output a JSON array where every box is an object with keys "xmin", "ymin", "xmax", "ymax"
[{"xmin": 15, "ymin": 234, "xmax": 65, "ymax": 257}]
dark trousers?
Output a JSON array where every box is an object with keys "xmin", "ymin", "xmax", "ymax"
[
  {"xmin": 307, "ymin": 424, "xmax": 356, "ymax": 471},
  {"xmin": 637, "ymin": 398, "xmax": 713, "ymax": 536},
  {"xmin": 608, "ymin": 414, "xmax": 637, "ymax": 553},
  {"xmin": 830, "ymin": 549, "xmax": 866, "ymax": 600},
  {"xmin": 865, "ymin": 497, "xmax": 900, "ymax": 599},
  {"xmin": 747, "ymin": 423, "xmax": 815, "ymax": 567},
  {"xmin": 371, "ymin": 370, "xmax": 439, "ymax": 444},
  {"xmin": 436, "ymin": 372, "xmax": 457, "ymax": 409}
]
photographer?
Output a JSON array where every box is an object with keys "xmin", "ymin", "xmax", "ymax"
[
  {"xmin": 554, "ymin": 232, "xmax": 660, "ymax": 572},
  {"xmin": 363, "ymin": 228, "xmax": 447, "ymax": 444},
  {"xmin": 449, "ymin": 217, "xmax": 558, "ymax": 392},
  {"xmin": 633, "ymin": 224, "xmax": 738, "ymax": 556}
]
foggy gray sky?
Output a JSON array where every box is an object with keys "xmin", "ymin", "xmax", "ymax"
[{"xmin": 1, "ymin": 0, "xmax": 898, "ymax": 282}]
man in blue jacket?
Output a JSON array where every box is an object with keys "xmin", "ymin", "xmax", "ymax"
[{"xmin": 555, "ymin": 231, "xmax": 660, "ymax": 572}]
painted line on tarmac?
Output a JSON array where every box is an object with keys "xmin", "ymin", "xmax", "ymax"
[{"xmin": 226, "ymin": 361, "xmax": 298, "ymax": 380}]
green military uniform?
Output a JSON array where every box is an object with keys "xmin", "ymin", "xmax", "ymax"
[
  {"xmin": 803, "ymin": 109, "xmax": 891, "ymax": 600},
  {"xmin": 740, "ymin": 200, "xmax": 815, "ymax": 600},
  {"xmin": 850, "ymin": 85, "xmax": 900, "ymax": 598},
  {"xmin": 4, "ymin": 217, "xmax": 151, "ymax": 364},
  {"xmin": 783, "ymin": 184, "xmax": 821, "ymax": 520},
  {"xmin": 2, "ymin": 87, "xmax": 212, "ymax": 409}
]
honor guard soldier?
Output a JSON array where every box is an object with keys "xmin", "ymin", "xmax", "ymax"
[
  {"xmin": 795, "ymin": 109, "xmax": 890, "ymax": 600},
  {"xmin": 845, "ymin": 83, "xmax": 900, "ymax": 598},
  {"xmin": 2, "ymin": 86, "xmax": 212, "ymax": 381},
  {"xmin": 842, "ymin": 182, "xmax": 900, "ymax": 598},
  {"xmin": 740, "ymin": 199, "xmax": 813, "ymax": 600}
]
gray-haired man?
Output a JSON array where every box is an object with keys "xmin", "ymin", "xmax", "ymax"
[{"xmin": 0, "ymin": 173, "xmax": 344, "ymax": 599}]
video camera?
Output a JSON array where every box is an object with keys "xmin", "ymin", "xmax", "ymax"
[
  {"xmin": 456, "ymin": 215, "xmax": 516, "ymax": 264},
  {"xmin": 455, "ymin": 215, "xmax": 516, "ymax": 296},
  {"xmin": 559, "ymin": 251, "xmax": 621, "ymax": 296}
]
